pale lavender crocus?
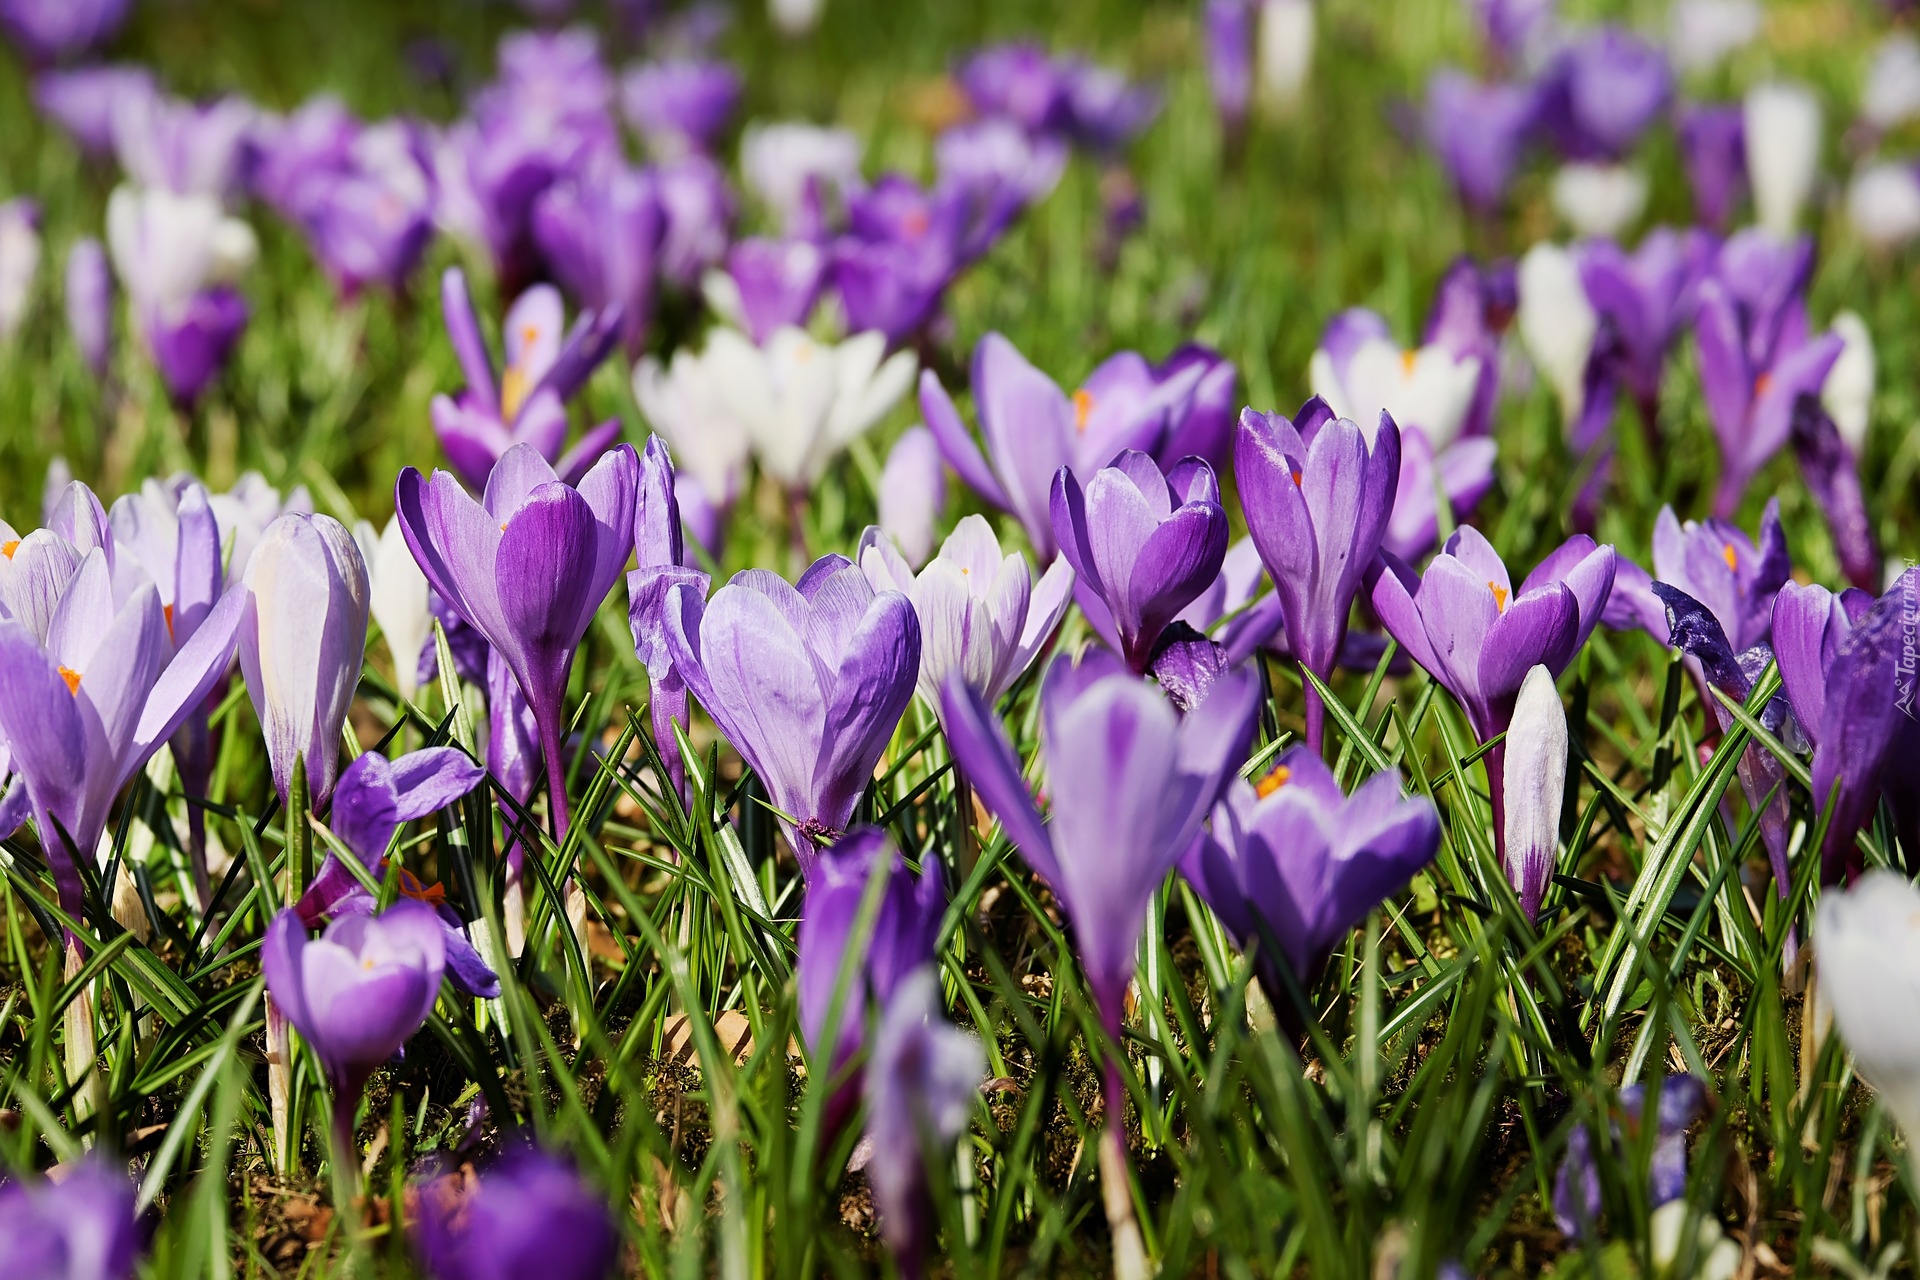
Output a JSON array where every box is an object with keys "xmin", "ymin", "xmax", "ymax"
[
  {"xmin": 942, "ymin": 651, "xmax": 1258, "ymax": 1117},
  {"xmin": 1694, "ymin": 232, "xmax": 1845, "ymax": 517},
  {"xmin": 652, "ymin": 154, "xmax": 734, "ymax": 288},
  {"xmin": 662, "ymin": 554, "xmax": 919, "ymax": 876},
  {"xmin": 262, "ymin": 899, "xmax": 446, "ymax": 1152},
  {"xmin": 430, "ymin": 267, "xmax": 623, "ymax": 489},
  {"xmin": 1183, "ymin": 746, "xmax": 1440, "ymax": 1005},
  {"xmin": 919, "ymin": 333, "xmax": 1207, "ymax": 562},
  {"xmin": 1052, "ymin": 451, "xmax": 1230, "ymax": 674},
  {"xmin": 294, "ymin": 747, "xmax": 499, "ymax": 1000},
  {"xmin": 239, "ymin": 514, "xmax": 371, "ymax": 810},
  {"xmin": 625, "ymin": 436, "xmax": 708, "ymax": 807},
  {"xmin": 863, "ymin": 969, "xmax": 984, "ymax": 1280},
  {"xmin": 33, "ymin": 64, "xmax": 154, "ymax": 157},
  {"xmin": 717, "ymin": 237, "xmax": 826, "ymax": 344},
  {"xmin": 620, "ymin": 59, "xmax": 740, "ymax": 158},
  {"xmin": 64, "ymin": 237, "xmax": 112, "ymax": 375},
  {"xmin": 859, "ymin": 514, "xmax": 1075, "ymax": 723},
  {"xmin": 875, "ymin": 426, "xmax": 947, "ymax": 570},
  {"xmin": 397, "ymin": 442, "xmax": 638, "ymax": 851},
  {"xmin": 0, "ymin": 529, "xmax": 246, "ymax": 921},
  {"xmin": 114, "ymin": 92, "xmax": 257, "ymax": 203},
  {"xmin": 1370, "ymin": 526, "xmax": 1615, "ymax": 853},
  {"xmin": 1236, "ymin": 402, "xmax": 1399, "ymax": 750},
  {"xmin": 532, "ymin": 160, "xmax": 661, "ymax": 357},
  {"xmin": 266, "ymin": 114, "xmax": 436, "ymax": 298}
]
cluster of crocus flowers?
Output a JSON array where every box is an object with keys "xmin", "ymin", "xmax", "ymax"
[{"xmin": 1552, "ymin": 1075, "xmax": 1714, "ymax": 1246}]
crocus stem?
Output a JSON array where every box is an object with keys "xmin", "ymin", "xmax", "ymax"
[
  {"xmin": 536, "ymin": 707, "xmax": 589, "ymax": 958},
  {"xmin": 1097, "ymin": 1102, "xmax": 1148, "ymax": 1280},
  {"xmin": 1301, "ymin": 670, "xmax": 1325, "ymax": 756},
  {"xmin": 1485, "ymin": 741, "xmax": 1508, "ymax": 871},
  {"xmin": 786, "ymin": 487, "xmax": 812, "ymax": 568},
  {"xmin": 330, "ymin": 1089, "xmax": 362, "ymax": 1203},
  {"xmin": 266, "ymin": 997, "xmax": 293, "ymax": 1174},
  {"xmin": 952, "ymin": 763, "xmax": 980, "ymax": 887},
  {"xmin": 62, "ymin": 937, "xmax": 104, "ymax": 1138}
]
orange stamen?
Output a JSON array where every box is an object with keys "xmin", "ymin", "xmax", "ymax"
[
  {"xmin": 58, "ymin": 666, "xmax": 81, "ymax": 694},
  {"xmin": 394, "ymin": 864, "xmax": 448, "ymax": 907},
  {"xmin": 163, "ymin": 602, "xmax": 175, "ymax": 642},
  {"xmin": 1489, "ymin": 582, "xmax": 1509, "ymax": 612},
  {"xmin": 1255, "ymin": 765, "xmax": 1291, "ymax": 798},
  {"xmin": 1754, "ymin": 372, "xmax": 1773, "ymax": 397},
  {"xmin": 1722, "ymin": 542, "xmax": 1738, "ymax": 572},
  {"xmin": 1, "ymin": 539, "xmax": 17, "ymax": 559},
  {"xmin": 903, "ymin": 209, "xmax": 930, "ymax": 238},
  {"xmin": 1291, "ymin": 469, "xmax": 1303, "ymax": 487},
  {"xmin": 1072, "ymin": 388, "xmax": 1095, "ymax": 434}
]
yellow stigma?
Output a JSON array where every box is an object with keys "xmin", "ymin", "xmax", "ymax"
[
  {"xmin": 1722, "ymin": 542, "xmax": 1738, "ymax": 572},
  {"xmin": 58, "ymin": 666, "xmax": 81, "ymax": 694},
  {"xmin": 1489, "ymin": 582, "xmax": 1509, "ymax": 613},
  {"xmin": 1073, "ymin": 388, "xmax": 1095, "ymax": 434},
  {"xmin": 1255, "ymin": 765, "xmax": 1291, "ymax": 798},
  {"xmin": 1400, "ymin": 348, "xmax": 1418, "ymax": 376},
  {"xmin": 1, "ymin": 539, "xmax": 17, "ymax": 559},
  {"xmin": 500, "ymin": 366, "xmax": 529, "ymax": 422}
]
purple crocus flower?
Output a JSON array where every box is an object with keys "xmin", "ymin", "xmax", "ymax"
[
  {"xmin": 1078, "ymin": 345, "xmax": 1239, "ymax": 472},
  {"xmin": 104, "ymin": 184, "xmax": 256, "ymax": 407},
  {"xmin": 720, "ymin": 237, "xmax": 825, "ymax": 343},
  {"xmin": 249, "ymin": 97, "xmax": 360, "ymax": 218},
  {"xmin": 830, "ymin": 176, "xmax": 971, "ymax": 344},
  {"xmin": 1771, "ymin": 571, "xmax": 1920, "ymax": 883},
  {"xmin": 144, "ymin": 289, "xmax": 250, "ymax": 406},
  {"xmin": 661, "ymin": 555, "xmax": 919, "ymax": 875},
  {"xmin": 294, "ymin": 747, "xmax": 499, "ymax": 1000},
  {"xmin": 874, "ymin": 426, "xmax": 947, "ymax": 570},
  {"xmin": 397, "ymin": 442, "xmax": 638, "ymax": 851},
  {"xmin": 0, "ymin": 1158, "xmax": 141, "ymax": 1280},
  {"xmin": 1577, "ymin": 227, "xmax": 1716, "ymax": 429},
  {"xmin": 625, "ymin": 436, "xmax": 708, "ymax": 806},
  {"xmin": 1183, "ymin": 747, "xmax": 1440, "ymax": 1003},
  {"xmin": 1052, "ymin": 451, "xmax": 1230, "ymax": 674},
  {"xmin": 429, "ymin": 267, "xmax": 623, "ymax": 489},
  {"xmin": 262, "ymin": 899, "xmax": 446, "ymax": 1150},
  {"xmin": 796, "ymin": 828, "xmax": 942, "ymax": 1132},
  {"xmin": 412, "ymin": 1144, "xmax": 619, "ymax": 1280},
  {"xmin": 1553, "ymin": 1076, "xmax": 1709, "ymax": 1239},
  {"xmin": 1604, "ymin": 500, "xmax": 1789, "ymax": 651},
  {"xmin": 933, "ymin": 118, "xmax": 1067, "ymax": 215},
  {"xmin": 0, "ymin": 0, "xmax": 128, "ymax": 64},
  {"xmin": 0, "ymin": 535, "xmax": 245, "ymax": 920},
  {"xmin": 531, "ymin": 161, "xmax": 662, "ymax": 356},
  {"xmin": 1470, "ymin": 0, "xmax": 1554, "ymax": 69},
  {"xmin": 863, "ymin": 969, "xmax": 984, "ymax": 1280},
  {"xmin": 114, "ymin": 93, "xmax": 257, "ymax": 203},
  {"xmin": 239, "ymin": 514, "xmax": 371, "ymax": 810},
  {"xmin": 620, "ymin": 59, "xmax": 740, "ymax": 158},
  {"xmin": 1676, "ymin": 103, "xmax": 1747, "ymax": 231},
  {"xmin": 1237, "ymin": 403, "xmax": 1400, "ymax": 750},
  {"xmin": 1791, "ymin": 399, "xmax": 1882, "ymax": 594},
  {"xmin": 33, "ymin": 64, "xmax": 154, "ymax": 157},
  {"xmin": 1206, "ymin": 0, "xmax": 1255, "ymax": 135},
  {"xmin": 919, "ymin": 333, "xmax": 1206, "ymax": 562},
  {"xmin": 1695, "ymin": 233, "xmax": 1845, "ymax": 517},
  {"xmin": 1060, "ymin": 60, "xmax": 1162, "ymax": 152},
  {"xmin": 1423, "ymin": 69, "xmax": 1539, "ymax": 212},
  {"xmin": 260, "ymin": 114, "xmax": 437, "ymax": 299},
  {"xmin": 1658, "ymin": 585, "xmax": 1796, "ymax": 906},
  {"xmin": 1535, "ymin": 28, "xmax": 1673, "ymax": 162},
  {"xmin": 942, "ymin": 651, "xmax": 1259, "ymax": 1113},
  {"xmin": 858, "ymin": 514, "xmax": 1076, "ymax": 723},
  {"xmin": 956, "ymin": 43, "xmax": 1073, "ymax": 136},
  {"xmin": 1370, "ymin": 526, "xmax": 1615, "ymax": 850},
  {"xmin": 65, "ymin": 237, "xmax": 111, "ymax": 376}
]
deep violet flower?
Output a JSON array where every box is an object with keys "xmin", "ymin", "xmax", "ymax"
[
  {"xmin": 1577, "ymin": 227, "xmax": 1717, "ymax": 429},
  {"xmin": 0, "ymin": 1157, "xmax": 141, "ymax": 1280},
  {"xmin": 1603, "ymin": 500, "xmax": 1790, "ymax": 652},
  {"xmin": 1676, "ymin": 103, "xmax": 1747, "ymax": 232},
  {"xmin": 1553, "ymin": 1075, "xmax": 1710, "ymax": 1239},
  {"xmin": 0, "ymin": 0, "xmax": 129, "ymax": 64},
  {"xmin": 1791, "ymin": 399, "xmax": 1882, "ymax": 594},
  {"xmin": 1183, "ymin": 746, "xmax": 1440, "ymax": 1004},
  {"xmin": 295, "ymin": 747, "xmax": 499, "ymax": 1000},
  {"xmin": 1236, "ymin": 402, "xmax": 1399, "ymax": 750},
  {"xmin": 396, "ymin": 441, "xmax": 638, "ymax": 851},
  {"xmin": 1534, "ymin": 28, "xmax": 1673, "ymax": 163},
  {"xmin": 620, "ymin": 58, "xmax": 740, "ymax": 159},
  {"xmin": 1206, "ymin": 0, "xmax": 1255, "ymax": 135},
  {"xmin": 531, "ymin": 160, "xmax": 662, "ymax": 356},
  {"xmin": 920, "ymin": 333, "xmax": 1208, "ymax": 562},
  {"xmin": 412, "ymin": 1144, "xmax": 618, "ymax": 1280},
  {"xmin": 1370, "ymin": 526, "xmax": 1615, "ymax": 856},
  {"xmin": 1423, "ymin": 70, "xmax": 1539, "ymax": 213},
  {"xmin": 1051, "ymin": 451, "xmax": 1230, "ymax": 675},
  {"xmin": 262, "ymin": 899, "xmax": 446, "ymax": 1150},
  {"xmin": 662, "ymin": 554, "xmax": 920, "ymax": 876},
  {"xmin": 717, "ymin": 237, "xmax": 826, "ymax": 344},
  {"xmin": 431, "ymin": 267, "xmax": 623, "ymax": 489}
]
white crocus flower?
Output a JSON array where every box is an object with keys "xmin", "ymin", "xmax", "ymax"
[
  {"xmin": 1550, "ymin": 163, "xmax": 1647, "ymax": 240},
  {"xmin": 1517, "ymin": 242, "xmax": 1599, "ymax": 422},
  {"xmin": 1744, "ymin": 82, "xmax": 1823, "ymax": 238},
  {"xmin": 367, "ymin": 516, "xmax": 432, "ymax": 704},
  {"xmin": 1822, "ymin": 311, "xmax": 1875, "ymax": 457},
  {"xmin": 0, "ymin": 200, "xmax": 40, "ymax": 342},
  {"xmin": 858, "ymin": 514, "xmax": 1075, "ymax": 719},
  {"xmin": 707, "ymin": 326, "xmax": 917, "ymax": 489},
  {"xmin": 1863, "ymin": 34, "xmax": 1920, "ymax": 132},
  {"xmin": 770, "ymin": 0, "xmax": 825, "ymax": 36},
  {"xmin": 740, "ymin": 122, "xmax": 864, "ymax": 234},
  {"xmin": 105, "ymin": 184, "xmax": 256, "ymax": 321},
  {"xmin": 1847, "ymin": 162, "xmax": 1920, "ymax": 250},
  {"xmin": 1308, "ymin": 339, "xmax": 1481, "ymax": 451},
  {"xmin": 633, "ymin": 342, "xmax": 753, "ymax": 517},
  {"xmin": 1817, "ymin": 870, "xmax": 1920, "ymax": 1142},
  {"xmin": 1667, "ymin": 0, "xmax": 1761, "ymax": 76},
  {"xmin": 1256, "ymin": 0, "xmax": 1315, "ymax": 117}
]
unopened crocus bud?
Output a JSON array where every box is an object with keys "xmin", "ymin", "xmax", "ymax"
[
  {"xmin": 369, "ymin": 516, "xmax": 432, "ymax": 704},
  {"xmin": 770, "ymin": 0, "xmax": 823, "ymax": 36},
  {"xmin": 239, "ymin": 513, "xmax": 371, "ymax": 809},
  {"xmin": 1818, "ymin": 870, "xmax": 1920, "ymax": 1140},
  {"xmin": 1549, "ymin": 163, "xmax": 1646, "ymax": 240},
  {"xmin": 1744, "ymin": 82, "xmax": 1822, "ymax": 238},
  {"xmin": 1846, "ymin": 162, "xmax": 1920, "ymax": 250},
  {"xmin": 0, "ymin": 199, "xmax": 39, "ymax": 342},
  {"xmin": 1256, "ymin": 0, "xmax": 1314, "ymax": 117},
  {"xmin": 876, "ymin": 426, "xmax": 947, "ymax": 570},
  {"xmin": 1502, "ymin": 664, "xmax": 1567, "ymax": 919},
  {"xmin": 1823, "ymin": 311, "xmax": 1875, "ymax": 457},
  {"xmin": 64, "ymin": 237, "xmax": 112, "ymax": 375},
  {"xmin": 1206, "ymin": 0, "xmax": 1255, "ymax": 133},
  {"xmin": 1517, "ymin": 242, "xmax": 1599, "ymax": 423}
]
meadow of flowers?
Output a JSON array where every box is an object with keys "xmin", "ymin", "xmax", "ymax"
[{"xmin": 3, "ymin": 0, "xmax": 1920, "ymax": 1275}]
